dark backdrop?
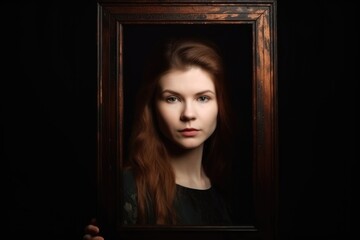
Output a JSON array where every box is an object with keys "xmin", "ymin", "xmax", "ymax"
[{"xmin": 2, "ymin": 1, "xmax": 357, "ymax": 239}]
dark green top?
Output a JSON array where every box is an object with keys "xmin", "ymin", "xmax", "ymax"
[{"xmin": 121, "ymin": 170, "xmax": 232, "ymax": 225}]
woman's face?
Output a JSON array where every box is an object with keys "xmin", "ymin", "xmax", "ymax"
[{"xmin": 155, "ymin": 67, "xmax": 218, "ymax": 150}]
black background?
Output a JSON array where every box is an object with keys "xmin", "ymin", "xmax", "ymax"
[{"xmin": 2, "ymin": 1, "xmax": 357, "ymax": 239}]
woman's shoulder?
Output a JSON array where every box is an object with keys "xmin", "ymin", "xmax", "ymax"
[{"xmin": 121, "ymin": 168, "xmax": 138, "ymax": 224}]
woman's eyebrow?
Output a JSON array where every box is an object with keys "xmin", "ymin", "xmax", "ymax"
[
  {"xmin": 161, "ymin": 89, "xmax": 216, "ymax": 95},
  {"xmin": 195, "ymin": 90, "xmax": 216, "ymax": 95}
]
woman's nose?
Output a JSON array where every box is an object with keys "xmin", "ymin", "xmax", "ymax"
[{"xmin": 180, "ymin": 102, "xmax": 196, "ymax": 121}]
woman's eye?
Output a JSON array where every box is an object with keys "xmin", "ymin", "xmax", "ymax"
[
  {"xmin": 197, "ymin": 96, "xmax": 210, "ymax": 102},
  {"xmin": 166, "ymin": 96, "xmax": 179, "ymax": 103}
]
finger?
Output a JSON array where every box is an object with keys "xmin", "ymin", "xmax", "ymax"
[
  {"xmin": 84, "ymin": 224, "xmax": 100, "ymax": 234},
  {"xmin": 83, "ymin": 234, "xmax": 91, "ymax": 240},
  {"xmin": 92, "ymin": 237, "xmax": 105, "ymax": 240},
  {"xmin": 83, "ymin": 234, "xmax": 104, "ymax": 240}
]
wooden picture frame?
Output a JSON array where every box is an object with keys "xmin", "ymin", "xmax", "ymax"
[{"xmin": 96, "ymin": 1, "xmax": 278, "ymax": 239}]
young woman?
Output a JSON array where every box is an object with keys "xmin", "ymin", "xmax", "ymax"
[{"xmin": 84, "ymin": 37, "xmax": 234, "ymax": 239}]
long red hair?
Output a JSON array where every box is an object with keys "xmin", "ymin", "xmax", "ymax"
[{"xmin": 126, "ymin": 37, "xmax": 233, "ymax": 224}]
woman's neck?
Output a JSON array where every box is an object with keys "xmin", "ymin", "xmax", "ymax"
[{"xmin": 169, "ymin": 145, "xmax": 211, "ymax": 190}]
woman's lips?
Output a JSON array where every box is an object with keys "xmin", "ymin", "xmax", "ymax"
[{"xmin": 179, "ymin": 128, "xmax": 199, "ymax": 137}]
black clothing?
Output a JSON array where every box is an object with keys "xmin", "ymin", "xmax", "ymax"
[{"xmin": 121, "ymin": 169, "xmax": 232, "ymax": 225}]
